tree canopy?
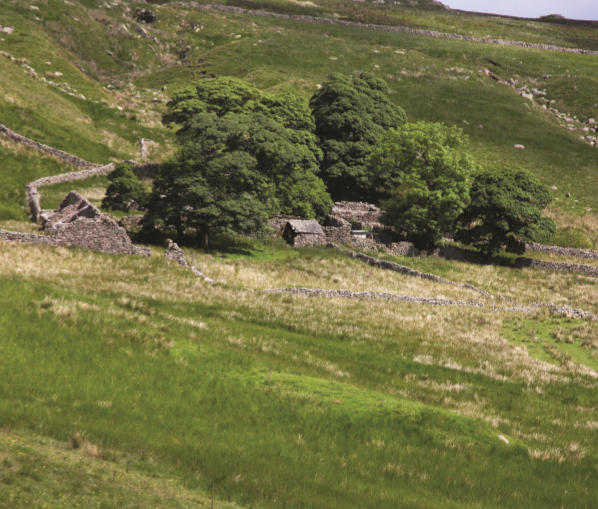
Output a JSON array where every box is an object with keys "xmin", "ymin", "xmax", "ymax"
[
  {"xmin": 163, "ymin": 77, "xmax": 322, "ymax": 163},
  {"xmin": 310, "ymin": 72, "xmax": 407, "ymax": 202},
  {"xmin": 370, "ymin": 122, "xmax": 476, "ymax": 246},
  {"xmin": 101, "ymin": 163, "xmax": 147, "ymax": 212},
  {"xmin": 144, "ymin": 111, "xmax": 332, "ymax": 246},
  {"xmin": 455, "ymin": 169, "xmax": 556, "ymax": 255}
]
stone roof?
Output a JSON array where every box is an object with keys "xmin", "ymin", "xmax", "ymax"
[{"xmin": 286, "ymin": 220, "xmax": 324, "ymax": 235}]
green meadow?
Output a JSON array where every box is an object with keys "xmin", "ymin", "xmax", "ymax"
[{"xmin": 2, "ymin": 0, "xmax": 598, "ymax": 506}]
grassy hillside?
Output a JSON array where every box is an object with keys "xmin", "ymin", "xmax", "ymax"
[
  {"xmin": 3, "ymin": 1, "xmax": 598, "ymax": 507},
  {"xmin": 2, "ymin": 0, "xmax": 598, "ymax": 219},
  {"xmin": 2, "ymin": 238, "xmax": 598, "ymax": 508},
  {"xmin": 0, "ymin": 428, "xmax": 238, "ymax": 508}
]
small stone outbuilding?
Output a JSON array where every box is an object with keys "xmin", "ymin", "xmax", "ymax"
[{"xmin": 283, "ymin": 220, "xmax": 325, "ymax": 246}]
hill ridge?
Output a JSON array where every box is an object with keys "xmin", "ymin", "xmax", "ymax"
[{"xmin": 170, "ymin": 2, "xmax": 598, "ymax": 56}]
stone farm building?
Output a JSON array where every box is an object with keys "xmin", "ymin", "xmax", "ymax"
[{"xmin": 283, "ymin": 220, "xmax": 325, "ymax": 246}]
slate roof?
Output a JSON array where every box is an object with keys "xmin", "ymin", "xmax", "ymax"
[{"xmin": 286, "ymin": 220, "xmax": 324, "ymax": 235}]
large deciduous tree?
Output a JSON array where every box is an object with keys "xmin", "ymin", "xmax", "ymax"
[
  {"xmin": 369, "ymin": 122, "xmax": 476, "ymax": 247},
  {"xmin": 143, "ymin": 111, "xmax": 332, "ymax": 247},
  {"xmin": 310, "ymin": 72, "xmax": 407, "ymax": 202},
  {"xmin": 163, "ymin": 77, "xmax": 322, "ymax": 164},
  {"xmin": 455, "ymin": 169, "xmax": 556, "ymax": 255}
]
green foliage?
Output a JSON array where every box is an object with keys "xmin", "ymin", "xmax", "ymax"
[
  {"xmin": 163, "ymin": 76, "xmax": 262, "ymax": 126},
  {"xmin": 163, "ymin": 77, "xmax": 322, "ymax": 163},
  {"xmin": 373, "ymin": 122, "xmax": 476, "ymax": 246},
  {"xmin": 101, "ymin": 163, "xmax": 148, "ymax": 212},
  {"xmin": 310, "ymin": 72, "xmax": 407, "ymax": 202},
  {"xmin": 144, "ymin": 113, "xmax": 273, "ymax": 245},
  {"xmin": 456, "ymin": 169, "xmax": 556, "ymax": 255},
  {"xmin": 153, "ymin": 77, "xmax": 332, "ymax": 243},
  {"xmin": 145, "ymin": 111, "xmax": 332, "ymax": 245}
]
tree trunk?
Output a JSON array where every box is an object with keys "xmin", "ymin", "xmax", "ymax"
[
  {"xmin": 197, "ymin": 228, "xmax": 209, "ymax": 248},
  {"xmin": 175, "ymin": 224, "xmax": 185, "ymax": 244}
]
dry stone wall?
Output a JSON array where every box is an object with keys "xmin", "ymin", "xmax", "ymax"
[
  {"xmin": 164, "ymin": 241, "xmax": 188, "ymax": 266},
  {"xmin": 331, "ymin": 202, "xmax": 381, "ymax": 224},
  {"xmin": 346, "ymin": 249, "xmax": 492, "ymax": 297},
  {"xmin": 266, "ymin": 287, "xmax": 485, "ymax": 308},
  {"xmin": 525, "ymin": 242, "xmax": 598, "ymax": 261},
  {"xmin": 0, "ymin": 124, "xmax": 99, "ymax": 167},
  {"xmin": 322, "ymin": 225, "xmax": 351, "ymax": 245},
  {"xmin": 0, "ymin": 219, "xmax": 150, "ymax": 257},
  {"xmin": 170, "ymin": 3, "xmax": 598, "ymax": 56},
  {"xmin": 386, "ymin": 242, "xmax": 420, "ymax": 257},
  {"xmin": 516, "ymin": 257, "xmax": 598, "ymax": 278},
  {"xmin": 26, "ymin": 163, "xmax": 115, "ymax": 221}
]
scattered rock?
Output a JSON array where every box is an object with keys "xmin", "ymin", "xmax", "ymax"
[
  {"xmin": 105, "ymin": 50, "xmax": 113, "ymax": 57},
  {"xmin": 135, "ymin": 8, "xmax": 157, "ymax": 24},
  {"xmin": 497, "ymin": 435, "xmax": 509, "ymax": 444},
  {"xmin": 566, "ymin": 192, "xmax": 571, "ymax": 197},
  {"xmin": 134, "ymin": 25, "xmax": 148, "ymax": 37},
  {"xmin": 0, "ymin": 26, "xmax": 14, "ymax": 35},
  {"xmin": 476, "ymin": 125, "xmax": 483, "ymax": 129},
  {"xmin": 30, "ymin": 5, "xmax": 40, "ymax": 11},
  {"xmin": 514, "ymin": 144, "xmax": 525, "ymax": 149},
  {"xmin": 550, "ymin": 185, "xmax": 557, "ymax": 190},
  {"xmin": 589, "ymin": 119, "xmax": 596, "ymax": 124}
]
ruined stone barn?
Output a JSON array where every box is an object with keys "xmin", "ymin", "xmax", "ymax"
[
  {"xmin": 0, "ymin": 191, "xmax": 150, "ymax": 257},
  {"xmin": 283, "ymin": 220, "xmax": 325, "ymax": 246}
]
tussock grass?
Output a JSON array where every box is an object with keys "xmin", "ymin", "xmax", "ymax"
[
  {"xmin": 3, "ymin": 238, "xmax": 598, "ymax": 507},
  {"xmin": 0, "ymin": 428, "xmax": 239, "ymax": 508}
]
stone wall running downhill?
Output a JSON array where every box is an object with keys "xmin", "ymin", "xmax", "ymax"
[
  {"xmin": 516, "ymin": 257, "xmax": 598, "ymax": 278},
  {"xmin": 26, "ymin": 163, "xmax": 115, "ymax": 221},
  {"xmin": 169, "ymin": 3, "xmax": 598, "ymax": 57},
  {"xmin": 346, "ymin": 249, "xmax": 492, "ymax": 297},
  {"xmin": 164, "ymin": 241, "xmax": 188, "ymax": 266},
  {"xmin": 140, "ymin": 138, "xmax": 148, "ymax": 160},
  {"xmin": 525, "ymin": 242, "xmax": 598, "ymax": 261},
  {"xmin": 0, "ymin": 124, "xmax": 100, "ymax": 167},
  {"xmin": 266, "ymin": 287, "xmax": 485, "ymax": 308}
]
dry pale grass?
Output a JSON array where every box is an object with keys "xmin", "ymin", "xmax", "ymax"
[
  {"xmin": 2, "ymin": 242, "xmax": 596, "ymax": 388},
  {"xmin": 0, "ymin": 220, "xmax": 42, "ymax": 233},
  {"xmin": 70, "ymin": 431, "xmax": 104, "ymax": 459},
  {"xmin": 544, "ymin": 207, "xmax": 598, "ymax": 247}
]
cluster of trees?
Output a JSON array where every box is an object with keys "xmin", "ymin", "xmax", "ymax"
[{"xmin": 104, "ymin": 73, "xmax": 555, "ymax": 253}]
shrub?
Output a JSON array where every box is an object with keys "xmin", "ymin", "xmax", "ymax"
[
  {"xmin": 456, "ymin": 169, "xmax": 556, "ymax": 255},
  {"xmin": 102, "ymin": 163, "xmax": 148, "ymax": 212}
]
